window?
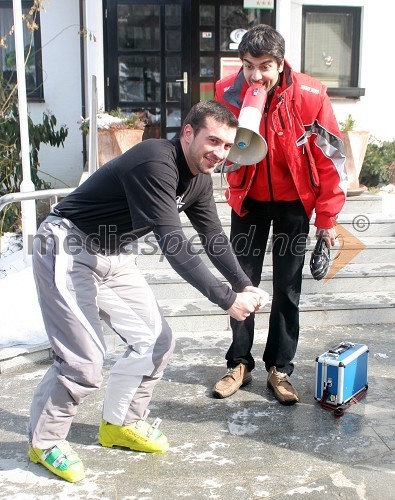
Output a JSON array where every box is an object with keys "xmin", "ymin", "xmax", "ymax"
[
  {"xmin": 196, "ymin": 2, "xmax": 275, "ymax": 102},
  {"xmin": 302, "ymin": 6, "xmax": 364, "ymax": 99},
  {"xmin": 0, "ymin": 1, "xmax": 44, "ymax": 100}
]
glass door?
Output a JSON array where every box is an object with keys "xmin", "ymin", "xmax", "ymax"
[
  {"xmin": 190, "ymin": 0, "xmax": 275, "ymax": 104},
  {"xmin": 104, "ymin": 0, "xmax": 191, "ymax": 139},
  {"xmin": 104, "ymin": 1, "xmax": 276, "ymax": 138}
]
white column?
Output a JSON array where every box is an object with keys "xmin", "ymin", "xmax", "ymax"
[
  {"xmin": 276, "ymin": 0, "xmax": 292, "ymax": 49},
  {"xmin": 84, "ymin": 0, "xmax": 105, "ymax": 111},
  {"xmin": 13, "ymin": 0, "xmax": 36, "ymax": 265},
  {"xmin": 276, "ymin": 0, "xmax": 302, "ymax": 70}
]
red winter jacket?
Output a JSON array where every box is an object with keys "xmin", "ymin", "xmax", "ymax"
[{"xmin": 215, "ymin": 61, "xmax": 347, "ymax": 228}]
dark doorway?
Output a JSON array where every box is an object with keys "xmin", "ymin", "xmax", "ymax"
[
  {"xmin": 190, "ymin": 1, "xmax": 275, "ymax": 105},
  {"xmin": 104, "ymin": 0, "xmax": 275, "ymax": 139}
]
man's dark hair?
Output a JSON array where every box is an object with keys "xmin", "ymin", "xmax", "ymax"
[
  {"xmin": 181, "ymin": 100, "xmax": 238, "ymax": 136},
  {"xmin": 238, "ymin": 24, "xmax": 285, "ymax": 65}
]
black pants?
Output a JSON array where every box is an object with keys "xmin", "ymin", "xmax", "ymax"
[{"xmin": 227, "ymin": 199, "xmax": 310, "ymax": 376}]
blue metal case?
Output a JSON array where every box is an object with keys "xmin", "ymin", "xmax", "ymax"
[{"xmin": 315, "ymin": 342, "xmax": 369, "ymax": 406}]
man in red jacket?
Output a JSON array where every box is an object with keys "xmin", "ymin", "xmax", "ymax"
[{"xmin": 213, "ymin": 24, "xmax": 347, "ymax": 404}]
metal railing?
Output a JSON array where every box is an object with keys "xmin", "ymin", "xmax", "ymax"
[
  {"xmin": 0, "ymin": 187, "xmax": 75, "ymax": 217},
  {"xmin": 1, "ymin": 74, "xmax": 99, "ymax": 222}
]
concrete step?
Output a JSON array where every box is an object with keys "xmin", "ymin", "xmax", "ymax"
[
  {"xmin": 135, "ymin": 236, "xmax": 395, "ymax": 269},
  {"xmin": 2, "ymin": 288, "xmax": 393, "ymax": 373},
  {"xmin": 211, "ymin": 174, "xmax": 385, "ymax": 211},
  {"xmin": 214, "ymin": 190, "xmax": 383, "ymax": 217},
  {"xmin": 158, "ymin": 291, "xmax": 395, "ymax": 331},
  {"xmin": 213, "ymin": 193, "xmax": 384, "ymax": 217},
  {"xmin": 0, "ymin": 342, "xmax": 52, "ymax": 374},
  {"xmin": 1, "ymin": 181, "xmax": 392, "ymax": 374},
  {"xmin": 179, "ymin": 213, "xmax": 395, "ymax": 238},
  {"xmin": 144, "ymin": 263, "xmax": 395, "ymax": 299},
  {"xmin": 136, "ymin": 183, "xmax": 392, "ymax": 330}
]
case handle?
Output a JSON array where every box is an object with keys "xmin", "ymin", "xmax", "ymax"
[{"xmin": 327, "ymin": 341, "xmax": 355, "ymax": 357}]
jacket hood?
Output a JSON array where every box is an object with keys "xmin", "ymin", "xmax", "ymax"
[{"xmin": 222, "ymin": 70, "xmax": 247, "ymax": 109}]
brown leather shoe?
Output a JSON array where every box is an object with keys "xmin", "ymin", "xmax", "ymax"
[
  {"xmin": 267, "ymin": 366, "xmax": 299, "ymax": 405},
  {"xmin": 213, "ymin": 364, "xmax": 252, "ymax": 398}
]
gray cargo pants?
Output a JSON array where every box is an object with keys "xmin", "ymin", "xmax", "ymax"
[{"xmin": 29, "ymin": 216, "xmax": 175, "ymax": 449}]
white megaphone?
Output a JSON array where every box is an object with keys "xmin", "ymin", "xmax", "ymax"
[{"xmin": 218, "ymin": 83, "xmax": 268, "ymax": 173}]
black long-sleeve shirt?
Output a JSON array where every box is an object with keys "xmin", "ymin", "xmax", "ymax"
[{"xmin": 55, "ymin": 138, "xmax": 252, "ymax": 310}]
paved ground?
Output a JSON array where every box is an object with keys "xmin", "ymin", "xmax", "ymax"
[{"xmin": 0, "ymin": 323, "xmax": 394, "ymax": 499}]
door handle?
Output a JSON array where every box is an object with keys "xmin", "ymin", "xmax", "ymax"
[{"xmin": 176, "ymin": 71, "xmax": 188, "ymax": 94}]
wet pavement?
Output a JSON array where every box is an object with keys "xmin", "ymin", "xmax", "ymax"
[{"xmin": 0, "ymin": 323, "xmax": 394, "ymax": 499}]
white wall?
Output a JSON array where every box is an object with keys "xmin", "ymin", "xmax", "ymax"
[
  {"xmin": 334, "ymin": 1, "xmax": 395, "ymax": 141},
  {"xmin": 26, "ymin": 0, "xmax": 394, "ymax": 190},
  {"xmin": 29, "ymin": 0, "xmax": 83, "ymax": 188},
  {"xmin": 278, "ymin": 0, "xmax": 395, "ymax": 141}
]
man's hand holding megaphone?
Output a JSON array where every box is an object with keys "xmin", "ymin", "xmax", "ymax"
[{"xmin": 218, "ymin": 83, "xmax": 269, "ymax": 173}]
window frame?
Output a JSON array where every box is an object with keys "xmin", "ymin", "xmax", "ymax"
[
  {"xmin": 301, "ymin": 5, "xmax": 365, "ymax": 99},
  {"xmin": 0, "ymin": 0, "xmax": 44, "ymax": 101}
]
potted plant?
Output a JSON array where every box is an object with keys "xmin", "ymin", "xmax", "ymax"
[
  {"xmin": 339, "ymin": 114, "xmax": 370, "ymax": 196},
  {"xmin": 80, "ymin": 108, "xmax": 145, "ymax": 167}
]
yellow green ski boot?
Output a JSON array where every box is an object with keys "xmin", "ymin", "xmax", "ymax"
[
  {"xmin": 98, "ymin": 418, "xmax": 169, "ymax": 453},
  {"xmin": 28, "ymin": 440, "xmax": 85, "ymax": 482}
]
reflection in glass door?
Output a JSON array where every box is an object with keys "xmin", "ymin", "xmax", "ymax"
[
  {"xmin": 104, "ymin": 1, "xmax": 275, "ymax": 138},
  {"xmin": 190, "ymin": 1, "xmax": 275, "ymax": 105},
  {"xmin": 105, "ymin": 0, "xmax": 190, "ymax": 139}
]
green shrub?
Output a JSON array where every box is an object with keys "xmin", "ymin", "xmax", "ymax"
[
  {"xmin": 0, "ymin": 77, "xmax": 68, "ymax": 233},
  {"xmin": 339, "ymin": 114, "xmax": 356, "ymax": 131},
  {"xmin": 360, "ymin": 138, "xmax": 395, "ymax": 187},
  {"xmin": 0, "ymin": 1, "xmax": 68, "ymax": 234}
]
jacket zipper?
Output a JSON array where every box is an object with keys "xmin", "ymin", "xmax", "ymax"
[{"xmin": 278, "ymin": 94, "xmax": 286, "ymax": 129}]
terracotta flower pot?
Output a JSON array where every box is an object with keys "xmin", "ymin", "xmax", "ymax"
[
  {"xmin": 341, "ymin": 130, "xmax": 370, "ymax": 196},
  {"xmin": 97, "ymin": 128, "xmax": 144, "ymax": 167}
]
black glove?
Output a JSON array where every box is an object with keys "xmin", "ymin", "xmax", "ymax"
[{"xmin": 310, "ymin": 237, "xmax": 330, "ymax": 281}]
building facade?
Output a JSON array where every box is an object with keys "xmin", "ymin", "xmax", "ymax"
[{"xmin": 1, "ymin": 0, "xmax": 394, "ymax": 187}]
